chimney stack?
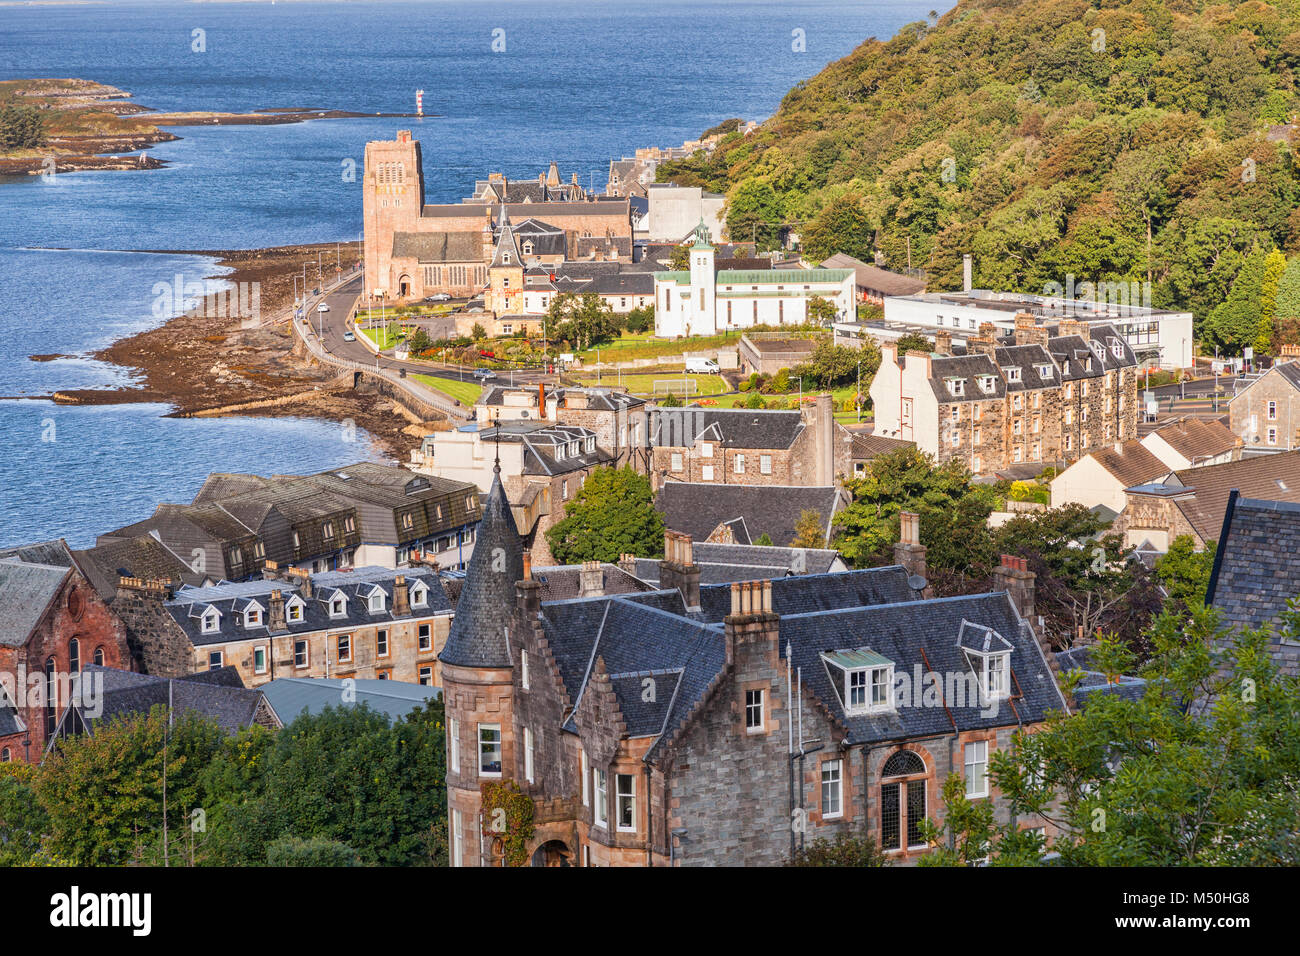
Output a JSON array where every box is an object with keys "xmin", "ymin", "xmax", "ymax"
[
  {"xmin": 659, "ymin": 530, "xmax": 700, "ymax": 609},
  {"xmin": 617, "ymin": 552, "xmax": 637, "ymax": 576},
  {"xmin": 1013, "ymin": 312, "xmax": 1048, "ymax": 348},
  {"xmin": 894, "ymin": 511, "xmax": 929, "ymax": 593},
  {"xmin": 993, "ymin": 554, "xmax": 1035, "ymax": 623},
  {"xmin": 968, "ymin": 322, "xmax": 999, "ymax": 357},
  {"xmin": 579, "ymin": 560, "xmax": 604, "ymax": 598},
  {"xmin": 934, "ymin": 330, "xmax": 952, "ymax": 356},
  {"xmin": 283, "ymin": 566, "xmax": 312, "ymax": 599},
  {"xmin": 268, "ymin": 588, "xmax": 287, "ymax": 631},
  {"xmin": 393, "ymin": 575, "xmax": 410, "ymax": 616},
  {"xmin": 537, "ymin": 382, "xmax": 546, "ymax": 417},
  {"xmin": 517, "ymin": 549, "xmax": 541, "ymax": 615},
  {"xmin": 723, "ymin": 580, "xmax": 779, "ymax": 668},
  {"xmin": 963, "ymin": 254, "xmax": 972, "ymax": 293}
]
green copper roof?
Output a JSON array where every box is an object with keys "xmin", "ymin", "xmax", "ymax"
[
  {"xmin": 822, "ymin": 647, "xmax": 893, "ymax": 670},
  {"xmin": 690, "ymin": 217, "xmax": 713, "ymax": 249},
  {"xmin": 718, "ymin": 269, "xmax": 854, "ymax": 284},
  {"xmin": 653, "ymin": 271, "xmax": 692, "ymax": 283}
]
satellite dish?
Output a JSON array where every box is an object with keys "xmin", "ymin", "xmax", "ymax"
[{"xmin": 908, "ymin": 574, "xmax": 928, "ymax": 591}]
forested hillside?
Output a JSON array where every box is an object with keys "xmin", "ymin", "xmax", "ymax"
[{"xmin": 660, "ymin": 0, "xmax": 1300, "ymax": 354}]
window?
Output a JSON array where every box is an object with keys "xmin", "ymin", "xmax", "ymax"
[
  {"xmin": 950, "ymin": 406, "xmax": 960, "ymax": 423},
  {"xmin": 418, "ymin": 623, "xmax": 432, "ymax": 651},
  {"xmin": 451, "ymin": 809, "xmax": 463, "ymax": 868},
  {"xmin": 294, "ymin": 640, "xmax": 308, "ymax": 668},
  {"xmin": 337, "ymin": 634, "xmax": 351, "ymax": 663},
  {"xmin": 368, "ymin": 590, "xmax": 385, "ymax": 613},
  {"xmin": 973, "ymin": 403, "xmax": 982, "ymax": 421},
  {"xmin": 479, "ymin": 724, "xmax": 502, "ymax": 776},
  {"xmin": 1064, "ymin": 408, "xmax": 1073, "ymax": 425},
  {"xmin": 1012, "ymin": 394, "xmax": 1023, "ymax": 411},
  {"xmin": 950, "ymin": 430, "xmax": 960, "ymax": 448},
  {"xmin": 745, "ymin": 689, "xmax": 764, "ymax": 732},
  {"xmin": 329, "ymin": 596, "xmax": 346, "ymax": 618},
  {"xmin": 982, "ymin": 653, "xmax": 1009, "ymax": 700},
  {"xmin": 253, "ymin": 646, "xmax": 267, "ymax": 674},
  {"xmin": 201, "ymin": 608, "xmax": 219, "ymax": 634},
  {"xmin": 701, "ymin": 442, "xmax": 713, "ymax": 458},
  {"xmin": 844, "ymin": 664, "xmax": 892, "ymax": 715},
  {"xmin": 616, "ymin": 774, "xmax": 636, "ymax": 832},
  {"xmin": 1064, "ymin": 434, "xmax": 1072, "ymax": 451},
  {"xmin": 524, "ymin": 727, "xmax": 535, "ymax": 784},
  {"xmin": 419, "ymin": 665, "xmax": 433, "ymax": 685},
  {"xmin": 1268, "ymin": 426, "xmax": 1278, "ymax": 445},
  {"xmin": 377, "ymin": 629, "xmax": 389, "ymax": 657},
  {"xmin": 69, "ymin": 638, "xmax": 80, "ymax": 674},
  {"xmin": 0, "ymin": 748, "xmax": 8, "ymax": 762},
  {"xmin": 701, "ymin": 465, "xmax": 714, "ymax": 481},
  {"xmin": 287, "ymin": 599, "xmax": 304, "ymax": 623},
  {"xmin": 880, "ymin": 750, "xmax": 927, "ymax": 851},
  {"xmin": 1013, "ymin": 446, "xmax": 1023, "ymax": 463},
  {"xmin": 1005, "ymin": 367, "xmax": 1021, "ymax": 382},
  {"xmin": 245, "ymin": 607, "xmax": 261, "ymax": 627},
  {"xmin": 965, "ymin": 740, "xmax": 989, "ymax": 798},
  {"xmin": 581, "ymin": 749, "xmax": 589, "ymax": 806},
  {"xmin": 209, "ymin": 650, "xmax": 224, "ymax": 670},
  {"xmin": 593, "ymin": 768, "xmax": 608, "ymax": 827},
  {"xmin": 948, "ymin": 378, "xmax": 965, "ymax": 397},
  {"xmin": 448, "ymin": 717, "xmax": 459, "ymax": 774},
  {"xmin": 93, "ymin": 646, "xmax": 104, "ymax": 666},
  {"xmin": 760, "ymin": 455, "xmax": 772, "ymax": 475},
  {"xmin": 670, "ymin": 452, "xmax": 683, "ymax": 472},
  {"xmin": 734, "ymin": 454, "xmax": 745, "ymax": 474},
  {"xmin": 322, "ymin": 520, "xmax": 335, "ymax": 541},
  {"xmin": 1268, "ymin": 400, "xmax": 1278, "ymax": 421},
  {"xmin": 821, "ymin": 759, "xmax": 843, "ymax": 818}
]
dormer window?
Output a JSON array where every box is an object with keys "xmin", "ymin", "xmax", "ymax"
[
  {"xmin": 368, "ymin": 588, "xmax": 386, "ymax": 613},
  {"xmin": 521, "ymin": 241, "xmax": 533, "ymax": 255},
  {"xmin": 1036, "ymin": 364, "xmax": 1053, "ymax": 379},
  {"xmin": 824, "ymin": 649, "xmax": 894, "ymax": 715},
  {"xmin": 1003, "ymin": 366, "xmax": 1021, "ymax": 382},
  {"xmin": 287, "ymin": 597, "xmax": 304, "ymax": 623},
  {"xmin": 1111, "ymin": 342, "xmax": 1124, "ymax": 359},
  {"xmin": 411, "ymin": 580, "xmax": 429, "ymax": 608},
  {"xmin": 977, "ymin": 375, "xmax": 995, "ymax": 394},
  {"xmin": 958, "ymin": 621, "xmax": 1013, "ymax": 704},
  {"xmin": 946, "ymin": 378, "xmax": 965, "ymax": 397},
  {"xmin": 244, "ymin": 606, "xmax": 262, "ymax": 628},
  {"xmin": 201, "ymin": 608, "xmax": 220, "ymax": 634},
  {"xmin": 329, "ymin": 594, "xmax": 347, "ymax": 618}
]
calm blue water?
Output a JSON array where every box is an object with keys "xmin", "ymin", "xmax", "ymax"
[{"xmin": 0, "ymin": 0, "xmax": 938, "ymax": 546}]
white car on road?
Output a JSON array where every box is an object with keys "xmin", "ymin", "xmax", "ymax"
[{"xmin": 317, "ymin": 302, "xmax": 330, "ymax": 313}]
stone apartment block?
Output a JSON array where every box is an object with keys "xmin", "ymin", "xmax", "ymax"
[
  {"xmin": 0, "ymin": 553, "xmax": 132, "ymax": 763},
  {"xmin": 440, "ymin": 468, "xmax": 1070, "ymax": 866},
  {"xmin": 871, "ymin": 316, "xmax": 1138, "ymax": 474},
  {"xmin": 650, "ymin": 396, "xmax": 836, "ymax": 490},
  {"xmin": 1228, "ymin": 361, "xmax": 1300, "ymax": 452},
  {"xmin": 116, "ymin": 566, "xmax": 453, "ymax": 690}
]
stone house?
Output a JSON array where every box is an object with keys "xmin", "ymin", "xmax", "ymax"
[
  {"xmin": 1228, "ymin": 361, "xmax": 1300, "ymax": 453},
  {"xmin": 116, "ymin": 565, "xmax": 454, "ymax": 689},
  {"xmin": 0, "ymin": 555, "xmax": 132, "ymax": 763},
  {"xmin": 1139, "ymin": 417, "xmax": 1240, "ymax": 470},
  {"xmin": 439, "ymin": 469, "xmax": 1069, "ymax": 866},
  {"xmin": 475, "ymin": 384, "xmax": 651, "ymax": 472},
  {"xmin": 650, "ymin": 397, "xmax": 836, "ymax": 490}
]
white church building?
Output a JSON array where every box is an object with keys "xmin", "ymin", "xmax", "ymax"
[{"xmin": 653, "ymin": 223, "xmax": 855, "ymax": 338}]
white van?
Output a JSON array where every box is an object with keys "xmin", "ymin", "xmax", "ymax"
[{"xmin": 685, "ymin": 357, "xmax": 720, "ymax": 374}]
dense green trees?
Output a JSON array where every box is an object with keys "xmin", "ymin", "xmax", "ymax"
[
  {"xmin": 660, "ymin": 0, "xmax": 1300, "ymax": 349},
  {"xmin": 545, "ymin": 466, "xmax": 665, "ymax": 563},
  {"xmin": 0, "ymin": 102, "xmax": 46, "ymax": 152},
  {"xmin": 547, "ymin": 292, "xmax": 620, "ymax": 351},
  {"xmin": 1, "ymin": 701, "xmax": 448, "ymax": 866}
]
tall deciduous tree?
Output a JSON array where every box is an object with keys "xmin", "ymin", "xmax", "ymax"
[{"xmin": 546, "ymin": 467, "xmax": 665, "ymax": 563}]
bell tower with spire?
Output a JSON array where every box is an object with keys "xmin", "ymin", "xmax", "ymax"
[
  {"xmin": 440, "ymin": 455, "xmax": 526, "ymax": 866},
  {"xmin": 486, "ymin": 213, "xmax": 524, "ymax": 316}
]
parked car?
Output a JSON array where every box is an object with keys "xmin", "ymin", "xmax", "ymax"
[
  {"xmin": 343, "ymin": 331, "xmax": 355, "ymax": 342},
  {"xmin": 317, "ymin": 302, "xmax": 330, "ymax": 313},
  {"xmin": 473, "ymin": 369, "xmax": 497, "ymax": 381},
  {"xmin": 430, "ymin": 292, "xmax": 451, "ymax": 301},
  {"xmin": 685, "ymin": 357, "xmax": 720, "ymax": 373}
]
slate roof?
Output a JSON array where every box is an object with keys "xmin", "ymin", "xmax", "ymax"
[
  {"xmin": 166, "ymin": 566, "xmax": 450, "ymax": 647},
  {"xmin": 0, "ymin": 559, "xmax": 68, "ymax": 647},
  {"xmin": 438, "ymin": 466, "xmax": 524, "ymax": 668},
  {"xmin": 55, "ymin": 665, "xmax": 272, "ymax": 740},
  {"xmin": 392, "ymin": 231, "xmax": 485, "ymax": 263},
  {"xmin": 652, "ymin": 408, "xmax": 805, "ymax": 450},
  {"xmin": 477, "ymin": 421, "xmax": 613, "ymax": 476},
  {"xmin": 781, "ymin": 592, "xmax": 1068, "ymax": 744},
  {"xmin": 0, "ymin": 539, "xmax": 74, "ymax": 567},
  {"xmin": 1207, "ymin": 495, "xmax": 1300, "ymax": 633},
  {"xmin": 993, "ymin": 344, "xmax": 1058, "ymax": 391},
  {"xmin": 632, "ymin": 544, "xmax": 843, "ymax": 586},
  {"xmin": 512, "ymin": 218, "xmax": 567, "ymax": 258},
  {"xmin": 529, "ymin": 564, "xmax": 655, "ymax": 602},
  {"xmin": 72, "ymin": 534, "xmax": 202, "ymax": 602},
  {"xmin": 928, "ymin": 353, "xmax": 1005, "ymax": 403},
  {"xmin": 850, "ymin": 433, "xmax": 915, "ymax": 460},
  {"xmin": 655, "ymin": 481, "xmax": 842, "ymax": 547},
  {"xmin": 821, "ymin": 254, "xmax": 927, "ymax": 296},
  {"xmin": 262, "ymin": 677, "xmax": 440, "ymax": 725},
  {"xmin": 694, "ymin": 566, "xmax": 921, "ymax": 624}
]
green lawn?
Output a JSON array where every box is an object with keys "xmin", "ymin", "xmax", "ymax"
[
  {"xmin": 412, "ymin": 374, "xmax": 482, "ymax": 406},
  {"xmin": 359, "ymin": 324, "xmax": 401, "ymax": 350},
  {"xmin": 573, "ymin": 371, "xmax": 728, "ymax": 398},
  {"xmin": 575, "ymin": 329, "xmax": 801, "ymax": 363}
]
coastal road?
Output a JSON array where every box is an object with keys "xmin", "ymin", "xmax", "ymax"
[{"xmin": 302, "ymin": 277, "xmax": 553, "ymax": 392}]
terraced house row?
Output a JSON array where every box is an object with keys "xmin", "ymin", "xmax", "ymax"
[{"xmin": 871, "ymin": 315, "xmax": 1140, "ymax": 475}]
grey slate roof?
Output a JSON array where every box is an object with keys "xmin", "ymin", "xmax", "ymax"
[
  {"xmin": 72, "ymin": 534, "xmax": 202, "ymax": 602},
  {"xmin": 655, "ymin": 481, "xmax": 842, "ymax": 547},
  {"xmin": 392, "ymin": 231, "xmax": 485, "ymax": 263},
  {"xmin": 0, "ymin": 539, "xmax": 73, "ymax": 567},
  {"xmin": 694, "ymin": 566, "xmax": 921, "ymax": 623},
  {"xmin": 55, "ymin": 665, "xmax": 272, "ymax": 740},
  {"xmin": 437, "ymin": 466, "xmax": 524, "ymax": 668},
  {"xmin": 632, "ymin": 543, "xmax": 843, "ymax": 587},
  {"xmin": 652, "ymin": 408, "xmax": 805, "ymax": 450},
  {"xmin": 166, "ymin": 566, "xmax": 449, "ymax": 647},
  {"xmin": 1208, "ymin": 496, "xmax": 1300, "ymax": 633},
  {"xmin": 529, "ymin": 564, "xmax": 654, "ymax": 602},
  {"xmin": 928, "ymin": 353, "xmax": 1005, "ymax": 403},
  {"xmin": 262, "ymin": 677, "xmax": 439, "ymax": 725},
  {"xmin": 0, "ymin": 559, "xmax": 68, "ymax": 647}
]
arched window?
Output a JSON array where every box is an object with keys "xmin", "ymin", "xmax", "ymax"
[
  {"xmin": 0, "ymin": 748, "xmax": 9, "ymax": 762},
  {"xmin": 880, "ymin": 750, "xmax": 927, "ymax": 852},
  {"xmin": 44, "ymin": 657, "xmax": 57, "ymax": 738},
  {"xmin": 93, "ymin": 646, "xmax": 105, "ymax": 666},
  {"xmin": 69, "ymin": 638, "xmax": 80, "ymax": 673}
]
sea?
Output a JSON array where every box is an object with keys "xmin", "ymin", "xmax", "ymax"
[{"xmin": 0, "ymin": 0, "xmax": 938, "ymax": 546}]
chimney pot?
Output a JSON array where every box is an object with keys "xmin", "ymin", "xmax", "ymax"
[{"xmin": 522, "ymin": 550, "xmax": 533, "ymax": 581}]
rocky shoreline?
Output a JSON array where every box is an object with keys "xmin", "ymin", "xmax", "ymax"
[{"xmin": 38, "ymin": 242, "xmax": 437, "ymax": 461}]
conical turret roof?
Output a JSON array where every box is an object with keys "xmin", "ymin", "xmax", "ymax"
[
  {"xmin": 490, "ymin": 215, "xmax": 521, "ymax": 268},
  {"xmin": 438, "ymin": 465, "xmax": 524, "ymax": 668}
]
